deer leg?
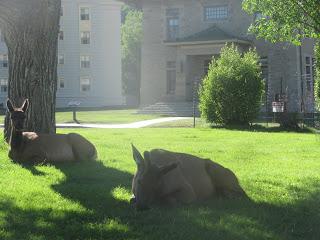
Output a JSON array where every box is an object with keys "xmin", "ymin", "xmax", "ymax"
[{"xmin": 164, "ymin": 182, "xmax": 197, "ymax": 205}]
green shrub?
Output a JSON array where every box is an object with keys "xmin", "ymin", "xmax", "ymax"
[{"xmin": 199, "ymin": 45, "xmax": 264, "ymax": 125}]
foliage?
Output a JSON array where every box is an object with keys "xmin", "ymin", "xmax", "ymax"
[
  {"xmin": 199, "ymin": 45, "xmax": 263, "ymax": 125},
  {"xmin": 242, "ymin": 0, "xmax": 320, "ymax": 45},
  {"xmin": 121, "ymin": 6, "xmax": 143, "ymax": 100},
  {"xmin": 1, "ymin": 128, "xmax": 320, "ymax": 239}
]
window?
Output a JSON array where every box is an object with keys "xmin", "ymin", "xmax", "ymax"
[
  {"xmin": 60, "ymin": 6, "xmax": 64, "ymax": 16},
  {"xmin": 305, "ymin": 56, "xmax": 314, "ymax": 92},
  {"xmin": 80, "ymin": 77, "xmax": 91, "ymax": 92},
  {"xmin": 59, "ymin": 77, "xmax": 65, "ymax": 89},
  {"xmin": 204, "ymin": 5, "xmax": 228, "ymax": 21},
  {"xmin": 80, "ymin": 55, "xmax": 90, "ymax": 68},
  {"xmin": 80, "ymin": 31, "xmax": 90, "ymax": 44},
  {"xmin": 260, "ymin": 57, "xmax": 269, "ymax": 107},
  {"xmin": 80, "ymin": 7, "xmax": 90, "ymax": 21},
  {"xmin": 58, "ymin": 54, "xmax": 64, "ymax": 65},
  {"xmin": 0, "ymin": 54, "xmax": 8, "ymax": 68},
  {"xmin": 166, "ymin": 61, "xmax": 176, "ymax": 94},
  {"xmin": 0, "ymin": 79, "xmax": 7, "ymax": 93},
  {"xmin": 166, "ymin": 8, "xmax": 179, "ymax": 41},
  {"xmin": 59, "ymin": 31, "xmax": 64, "ymax": 40}
]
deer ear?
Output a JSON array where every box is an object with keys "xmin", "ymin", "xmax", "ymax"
[
  {"xmin": 158, "ymin": 162, "xmax": 178, "ymax": 176},
  {"xmin": 21, "ymin": 99, "xmax": 29, "ymax": 112},
  {"xmin": 132, "ymin": 144, "xmax": 144, "ymax": 168},
  {"xmin": 6, "ymin": 99, "xmax": 14, "ymax": 113}
]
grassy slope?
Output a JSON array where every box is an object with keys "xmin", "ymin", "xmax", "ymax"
[
  {"xmin": 55, "ymin": 110, "xmax": 161, "ymax": 124},
  {"xmin": 0, "ymin": 110, "xmax": 160, "ymax": 124},
  {"xmin": 0, "ymin": 128, "xmax": 320, "ymax": 240}
]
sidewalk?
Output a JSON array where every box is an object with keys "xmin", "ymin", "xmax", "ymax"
[{"xmin": 0, "ymin": 117, "xmax": 188, "ymax": 129}]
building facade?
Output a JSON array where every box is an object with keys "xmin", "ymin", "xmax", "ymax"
[
  {"xmin": 138, "ymin": 0, "xmax": 315, "ymax": 112},
  {"xmin": 0, "ymin": 0, "xmax": 124, "ymax": 108}
]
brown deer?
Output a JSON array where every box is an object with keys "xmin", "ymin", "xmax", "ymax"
[
  {"xmin": 7, "ymin": 99, "xmax": 97, "ymax": 163},
  {"xmin": 130, "ymin": 145, "xmax": 247, "ymax": 210}
]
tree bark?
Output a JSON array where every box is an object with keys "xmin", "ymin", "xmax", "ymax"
[{"xmin": 0, "ymin": 0, "xmax": 61, "ymax": 141}]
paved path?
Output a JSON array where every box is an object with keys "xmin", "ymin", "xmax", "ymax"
[{"xmin": 54, "ymin": 117, "xmax": 189, "ymax": 129}]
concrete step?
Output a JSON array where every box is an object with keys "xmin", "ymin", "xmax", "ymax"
[{"xmin": 137, "ymin": 102, "xmax": 200, "ymax": 117}]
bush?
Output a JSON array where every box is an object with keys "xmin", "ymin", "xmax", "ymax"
[{"xmin": 199, "ymin": 45, "xmax": 264, "ymax": 125}]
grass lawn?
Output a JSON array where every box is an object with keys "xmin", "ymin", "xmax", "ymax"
[
  {"xmin": 0, "ymin": 110, "xmax": 161, "ymax": 124},
  {"xmin": 0, "ymin": 128, "xmax": 320, "ymax": 239}
]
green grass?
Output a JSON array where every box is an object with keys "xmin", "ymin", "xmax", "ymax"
[
  {"xmin": 1, "ymin": 128, "xmax": 320, "ymax": 240},
  {"xmin": 0, "ymin": 110, "xmax": 161, "ymax": 124}
]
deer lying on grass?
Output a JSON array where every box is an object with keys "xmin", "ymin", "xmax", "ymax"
[
  {"xmin": 7, "ymin": 99, "xmax": 97, "ymax": 163},
  {"xmin": 130, "ymin": 145, "xmax": 247, "ymax": 210}
]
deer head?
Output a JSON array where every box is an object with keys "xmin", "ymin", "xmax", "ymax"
[
  {"xmin": 7, "ymin": 99, "xmax": 29, "ymax": 132},
  {"xmin": 131, "ymin": 144, "xmax": 178, "ymax": 210}
]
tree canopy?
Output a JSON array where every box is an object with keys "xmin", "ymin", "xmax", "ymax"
[
  {"xmin": 242, "ymin": 0, "xmax": 320, "ymax": 44},
  {"xmin": 121, "ymin": 6, "xmax": 142, "ymax": 105}
]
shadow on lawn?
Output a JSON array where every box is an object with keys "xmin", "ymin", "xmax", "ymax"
[
  {"xmin": 212, "ymin": 123, "xmax": 314, "ymax": 134},
  {"xmin": 1, "ymin": 161, "xmax": 320, "ymax": 240}
]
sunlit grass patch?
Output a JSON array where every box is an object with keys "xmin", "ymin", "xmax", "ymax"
[{"xmin": 0, "ymin": 128, "xmax": 320, "ymax": 239}]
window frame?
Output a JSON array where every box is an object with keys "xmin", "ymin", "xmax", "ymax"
[
  {"xmin": 58, "ymin": 77, "xmax": 65, "ymax": 89},
  {"xmin": 0, "ymin": 78, "xmax": 8, "ymax": 93},
  {"xmin": 203, "ymin": 5, "xmax": 229, "ymax": 22},
  {"xmin": 1, "ymin": 54, "xmax": 8, "ymax": 68},
  {"xmin": 80, "ymin": 76, "xmax": 91, "ymax": 92},
  {"xmin": 80, "ymin": 7, "xmax": 90, "ymax": 21},
  {"xmin": 80, "ymin": 55, "xmax": 91, "ymax": 68},
  {"xmin": 58, "ymin": 54, "xmax": 65, "ymax": 65},
  {"xmin": 80, "ymin": 31, "xmax": 91, "ymax": 45},
  {"xmin": 166, "ymin": 8, "xmax": 180, "ymax": 41},
  {"xmin": 305, "ymin": 55, "xmax": 314, "ymax": 92},
  {"xmin": 166, "ymin": 61, "xmax": 176, "ymax": 94}
]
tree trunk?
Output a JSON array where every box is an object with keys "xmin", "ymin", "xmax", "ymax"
[{"xmin": 0, "ymin": 0, "xmax": 61, "ymax": 141}]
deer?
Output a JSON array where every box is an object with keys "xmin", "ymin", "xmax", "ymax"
[
  {"xmin": 6, "ymin": 99, "xmax": 97, "ymax": 163},
  {"xmin": 130, "ymin": 144, "xmax": 247, "ymax": 210}
]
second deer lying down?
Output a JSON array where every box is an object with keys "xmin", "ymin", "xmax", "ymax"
[
  {"xmin": 131, "ymin": 145, "xmax": 247, "ymax": 210},
  {"xmin": 7, "ymin": 99, "xmax": 97, "ymax": 163}
]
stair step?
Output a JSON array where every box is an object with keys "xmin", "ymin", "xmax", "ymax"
[{"xmin": 137, "ymin": 102, "xmax": 200, "ymax": 117}]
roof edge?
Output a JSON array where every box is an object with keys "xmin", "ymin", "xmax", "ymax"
[{"xmin": 163, "ymin": 39, "xmax": 252, "ymax": 46}]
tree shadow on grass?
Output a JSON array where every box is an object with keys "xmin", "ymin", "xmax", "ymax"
[
  {"xmin": 51, "ymin": 160, "xmax": 133, "ymax": 212},
  {"xmin": 50, "ymin": 159, "xmax": 320, "ymax": 240},
  {"xmin": 173, "ymin": 179, "xmax": 320, "ymax": 240},
  {"xmin": 2, "ymin": 160, "xmax": 320, "ymax": 240},
  {"xmin": 212, "ymin": 124, "xmax": 314, "ymax": 134}
]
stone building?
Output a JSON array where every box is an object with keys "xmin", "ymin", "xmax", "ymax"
[{"xmin": 133, "ymin": 0, "xmax": 315, "ymax": 112}]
